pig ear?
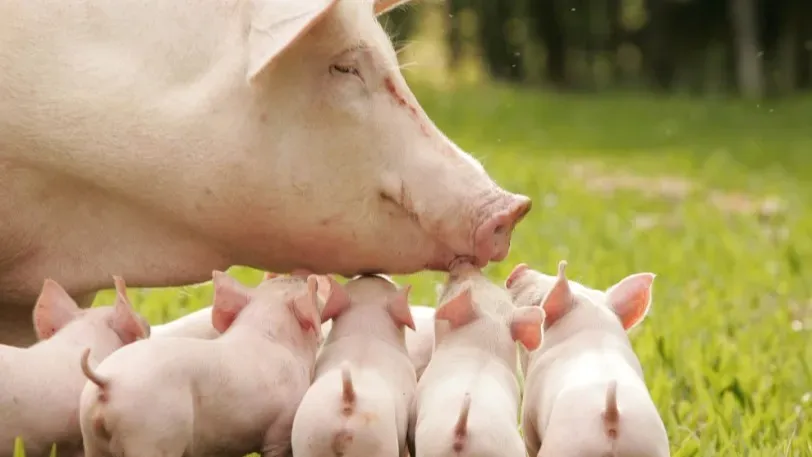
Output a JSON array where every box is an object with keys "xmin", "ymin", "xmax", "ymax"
[
  {"xmin": 263, "ymin": 271, "xmax": 279, "ymax": 281},
  {"xmin": 246, "ymin": 0, "xmax": 338, "ymax": 83},
  {"xmin": 374, "ymin": 0, "xmax": 412, "ymax": 16},
  {"xmin": 32, "ymin": 279, "xmax": 81, "ymax": 340},
  {"xmin": 388, "ymin": 284, "xmax": 416, "ymax": 331},
  {"xmin": 435, "ymin": 288, "xmax": 477, "ymax": 330},
  {"xmin": 109, "ymin": 276, "xmax": 150, "ymax": 344},
  {"xmin": 211, "ymin": 271, "xmax": 252, "ymax": 333},
  {"xmin": 539, "ymin": 261, "xmax": 574, "ymax": 329},
  {"xmin": 509, "ymin": 307, "xmax": 545, "ymax": 351},
  {"xmin": 291, "ymin": 275, "xmax": 323, "ymax": 340},
  {"xmin": 605, "ymin": 273, "xmax": 656, "ymax": 331},
  {"xmin": 319, "ymin": 276, "xmax": 351, "ymax": 322}
]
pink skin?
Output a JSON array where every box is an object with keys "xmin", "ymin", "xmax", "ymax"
[
  {"xmin": 0, "ymin": 0, "xmax": 531, "ymax": 349},
  {"xmin": 78, "ymin": 273, "xmax": 323, "ymax": 457},
  {"xmin": 0, "ymin": 277, "xmax": 149, "ymax": 457}
]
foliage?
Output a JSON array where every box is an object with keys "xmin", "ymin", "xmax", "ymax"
[{"xmin": 14, "ymin": 84, "xmax": 812, "ymax": 455}]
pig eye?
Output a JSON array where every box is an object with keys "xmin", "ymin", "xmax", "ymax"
[{"xmin": 330, "ymin": 64, "xmax": 362, "ymax": 80}]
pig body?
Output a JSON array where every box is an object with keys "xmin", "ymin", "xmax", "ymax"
[
  {"xmin": 409, "ymin": 265, "xmax": 544, "ymax": 457},
  {"xmin": 292, "ymin": 275, "xmax": 417, "ymax": 457},
  {"xmin": 150, "ymin": 306, "xmax": 220, "ymax": 340},
  {"xmin": 78, "ymin": 273, "xmax": 323, "ymax": 457},
  {"xmin": 403, "ymin": 305, "xmax": 435, "ymax": 380},
  {"xmin": 0, "ymin": 0, "xmax": 530, "ymax": 347},
  {"xmin": 0, "ymin": 278, "xmax": 149, "ymax": 457},
  {"xmin": 507, "ymin": 262, "xmax": 669, "ymax": 457}
]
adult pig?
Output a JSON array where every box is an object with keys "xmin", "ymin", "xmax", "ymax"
[
  {"xmin": 507, "ymin": 261, "xmax": 669, "ymax": 457},
  {"xmin": 0, "ymin": 0, "xmax": 532, "ymax": 346},
  {"xmin": 0, "ymin": 277, "xmax": 149, "ymax": 457}
]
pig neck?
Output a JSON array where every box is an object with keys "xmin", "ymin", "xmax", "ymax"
[
  {"xmin": 327, "ymin": 307, "xmax": 406, "ymax": 353},
  {"xmin": 223, "ymin": 304, "xmax": 317, "ymax": 364},
  {"xmin": 436, "ymin": 318, "xmax": 517, "ymax": 374},
  {"xmin": 31, "ymin": 322, "xmax": 122, "ymax": 361},
  {"xmin": 526, "ymin": 307, "xmax": 639, "ymax": 378}
]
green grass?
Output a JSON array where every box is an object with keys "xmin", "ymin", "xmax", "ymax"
[{"xmin": 24, "ymin": 83, "xmax": 809, "ymax": 456}]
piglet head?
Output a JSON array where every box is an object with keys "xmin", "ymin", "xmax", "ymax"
[
  {"xmin": 318, "ymin": 275, "xmax": 352, "ymax": 323},
  {"xmin": 507, "ymin": 261, "xmax": 575, "ymax": 331},
  {"xmin": 289, "ymin": 274, "xmax": 324, "ymax": 342},
  {"xmin": 108, "ymin": 276, "xmax": 151, "ymax": 344},
  {"xmin": 386, "ymin": 284, "xmax": 416, "ymax": 331},
  {"xmin": 212, "ymin": 270, "xmax": 253, "ymax": 333},
  {"xmin": 32, "ymin": 279, "xmax": 82, "ymax": 340},
  {"xmin": 33, "ymin": 276, "xmax": 150, "ymax": 348}
]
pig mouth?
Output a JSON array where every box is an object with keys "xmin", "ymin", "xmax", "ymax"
[{"xmin": 379, "ymin": 186, "xmax": 531, "ymax": 271}]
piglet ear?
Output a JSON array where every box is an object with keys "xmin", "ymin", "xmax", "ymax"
[
  {"xmin": 509, "ymin": 306, "xmax": 545, "ymax": 351},
  {"xmin": 109, "ymin": 276, "xmax": 150, "ymax": 344},
  {"xmin": 605, "ymin": 273, "xmax": 656, "ymax": 331},
  {"xmin": 32, "ymin": 279, "xmax": 81, "ymax": 340},
  {"xmin": 319, "ymin": 276, "xmax": 351, "ymax": 322},
  {"xmin": 388, "ymin": 284, "xmax": 416, "ymax": 331},
  {"xmin": 539, "ymin": 260, "xmax": 574, "ymax": 329},
  {"xmin": 374, "ymin": 0, "xmax": 412, "ymax": 16},
  {"xmin": 211, "ymin": 271, "xmax": 252, "ymax": 333},
  {"xmin": 291, "ymin": 275, "xmax": 323, "ymax": 340},
  {"xmin": 435, "ymin": 287, "xmax": 477, "ymax": 330}
]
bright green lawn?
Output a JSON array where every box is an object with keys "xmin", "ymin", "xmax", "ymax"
[{"xmin": 72, "ymin": 84, "xmax": 812, "ymax": 456}]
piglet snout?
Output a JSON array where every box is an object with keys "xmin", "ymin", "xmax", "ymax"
[{"xmin": 473, "ymin": 194, "xmax": 532, "ymax": 266}]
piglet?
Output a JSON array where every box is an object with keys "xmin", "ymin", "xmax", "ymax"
[
  {"xmin": 507, "ymin": 261, "xmax": 669, "ymax": 457},
  {"xmin": 0, "ymin": 277, "xmax": 149, "ymax": 457},
  {"xmin": 408, "ymin": 264, "xmax": 544, "ymax": 457},
  {"xmin": 78, "ymin": 272, "xmax": 323, "ymax": 457},
  {"xmin": 291, "ymin": 274, "xmax": 417, "ymax": 457}
]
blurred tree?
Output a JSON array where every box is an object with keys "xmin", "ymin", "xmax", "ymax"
[
  {"xmin": 527, "ymin": 0, "xmax": 568, "ymax": 88},
  {"xmin": 729, "ymin": 0, "xmax": 764, "ymax": 98},
  {"xmin": 476, "ymin": 0, "xmax": 525, "ymax": 82},
  {"xmin": 446, "ymin": 0, "xmax": 466, "ymax": 69}
]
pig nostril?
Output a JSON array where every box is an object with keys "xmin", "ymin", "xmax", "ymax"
[{"xmin": 493, "ymin": 223, "xmax": 507, "ymax": 236}]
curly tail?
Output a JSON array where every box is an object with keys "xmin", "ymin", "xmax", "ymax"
[
  {"xmin": 340, "ymin": 362, "xmax": 355, "ymax": 416},
  {"xmin": 80, "ymin": 348, "xmax": 112, "ymax": 440},
  {"xmin": 452, "ymin": 393, "xmax": 472, "ymax": 453},
  {"xmin": 602, "ymin": 380, "xmax": 620, "ymax": 440},
  {"xmin": 81, "ymin": 348, "xmax": 109, "ymax": 400}
]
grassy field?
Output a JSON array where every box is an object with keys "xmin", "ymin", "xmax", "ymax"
[{"xmin": 76, "ymin": 82, "xmax": 812, "ymax": 456}]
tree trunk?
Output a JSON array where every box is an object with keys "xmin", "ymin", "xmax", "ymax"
[
  {"xmin": 527, "ymin": 0, "xmax": 567, "ymax": 87},
  {"xmin": 477, "ymin": 0, "xmax": 524, "ymax": 82},
  {"xmin": 729, "ymin": 0, "xmax": 764, "ymax": 98},
  {"xmin": 446, "ymin": 0, "xmax": 465, "ymax": 70},
  {"xmin": 643, "ymin": 0, "xmax": 676, "ymax": 91},
  {"xmin": 608, "ymin": 0, "xmax": 624, "ymax": 84},
  {"xmin": 775, "ymin": 0, "xmax": 800, "ymax": 94}
]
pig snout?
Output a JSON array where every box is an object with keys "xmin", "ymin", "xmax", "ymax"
[{"xmin": 472, "ymin": 193, "xmax": 531, "ymax": 267}]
